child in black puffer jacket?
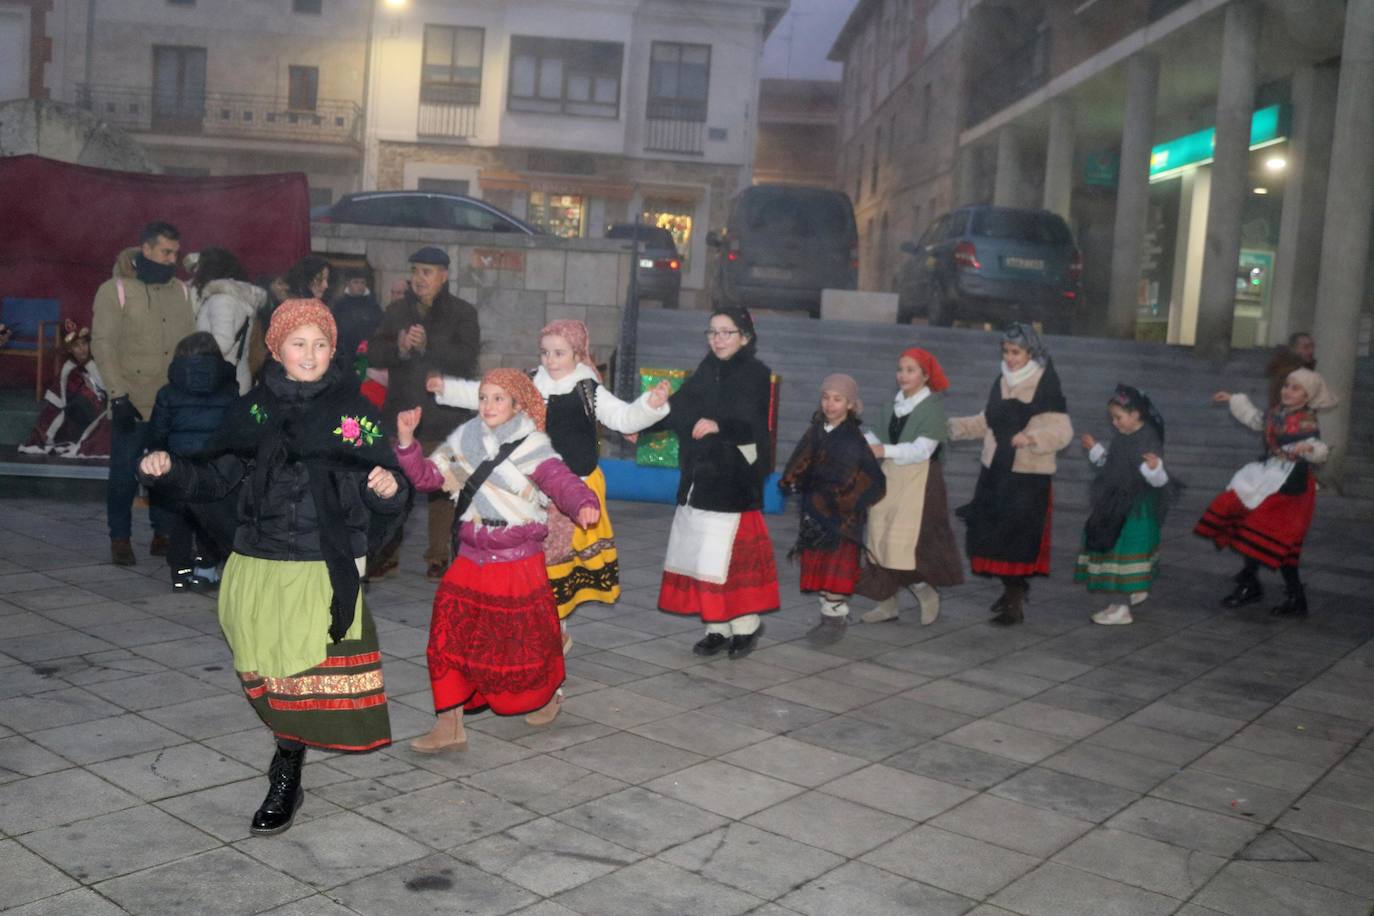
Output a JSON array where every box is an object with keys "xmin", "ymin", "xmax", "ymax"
[{"xmin": 148, "ymin": 332, "xmax": 239, "ymax": 591}]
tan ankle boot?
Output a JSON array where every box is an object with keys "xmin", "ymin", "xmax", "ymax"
[
  {"xmin": 860, "ymin": 596, "xmax": 899, "ymax": 624},
  {"xmin": 525, "ymin": 691, "xmax": 563, "ymax": 727},
  {"xmin": 410, "ymin": 708, "xmax": 467, "ymax": 753},
  {"xmin": 915, "ymin": 583, "xmax": 941, "ymax": 626}
]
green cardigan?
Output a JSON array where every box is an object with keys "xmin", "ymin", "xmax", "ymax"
[{"xmin": 867, "ymin": 392, "xmax": 948, "ymax": 447}]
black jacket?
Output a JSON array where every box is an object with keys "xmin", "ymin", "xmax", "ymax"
[
  {"xmin": 147, "ymin": 355, "xmax": 239, "ymax": 456},
  {"xmin": 144, "ymin": 363, "xmax": 410, "ymax": 564},
  {"xmin": 653, "ymin": 351, "xmax": 773, "ymax": 512},
  {"xmin": 332, "ymin": 291, "xmax": 384, "ymax": 370},
  {"xmin": 367, "ymin": 287, "xmax": 480, "ymax": 440}
]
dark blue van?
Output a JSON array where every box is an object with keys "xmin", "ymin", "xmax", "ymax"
[{"xmin": 896, "ymin": 205, "xmax": 1081, "ymax": 331}]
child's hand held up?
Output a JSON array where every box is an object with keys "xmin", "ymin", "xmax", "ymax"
[
  {"xmin": 648, "ymin": 380, "xmax": 671, "ymax": 409},
  {"xmin": 396, "ymin": 407, "xmax": 422, "ymax": 447},
  {"xmin": 1080, "ymin": 433, "xmax": 1096, "ymax": 450},
  {"xmin": 1143, "ymin": 452, "xmax": 1160, "ymax": 469}
]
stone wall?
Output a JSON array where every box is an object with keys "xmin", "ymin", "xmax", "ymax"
[{"xmin": 311, "ymin": 222, "xmax": 633, "ymax": 372}]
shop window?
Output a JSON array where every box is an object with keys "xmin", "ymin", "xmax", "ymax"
[
  {"xmin": 509, "ymin": 36, "xmax": 623, "ymax": 118},
  {"xmin": 422, "ymin": 25, "xmax": 483, "ymax": 105},
  {"xmin": 528, "ymin": 191, "xmax": 585, "ymax": 238},
  {"xmin": 288, "ymin": 66, "xmax": 318, "ymax": 111},
  {"xmin": 642, "ymin": 199, "xmax": 695, "ymax": 270}
]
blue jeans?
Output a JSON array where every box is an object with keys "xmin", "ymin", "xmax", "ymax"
[{"xmin": 106, "ymin": 420, "xmax": 171, "ymax": 540}]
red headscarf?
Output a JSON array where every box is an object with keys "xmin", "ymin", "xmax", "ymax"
[
  {"xmin": 901, "ymin": 347, "xmax": 950, "ymax": 392},
  {"xmin": 481, "ymin": 368, "xmax": 547, "ymax": 431}
]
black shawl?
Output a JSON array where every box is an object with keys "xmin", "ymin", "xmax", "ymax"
[
  {"xmin": 779, "ymin": 414, "xmax": 886, "ymax": 554},
  {"xmin": 1083, "ymin": 424, "xmax": 1165, "ymax": 552}
]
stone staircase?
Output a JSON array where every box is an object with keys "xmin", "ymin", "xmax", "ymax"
[{"xmin": 632, "ymin": 309, "xmax": 1374, "ymax": 513}]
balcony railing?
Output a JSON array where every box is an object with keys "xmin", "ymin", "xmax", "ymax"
[
  {"xmin": 75, "ymin": 85, "xmax": 361, "ymax": 146},
  {"xmin": 644, "ymin": 99, "xmax": 706, "ymax": 155}
]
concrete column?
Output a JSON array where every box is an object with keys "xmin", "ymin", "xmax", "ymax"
[
  {"xmin": 1105, "ymin": 53, "xmax": 1159, "ymax": 339},
  {"xmin": 1043, "ymin": 97, "xmax": 1075, "ymax": 220},
  {"xmin": 1312, "ymin": 0, "xmax": 1374, "ymax": 482},
  {"xmin": 1268, "ymin": 64, "xmax": 1338, "ymax": 343},
  {"xmin": 1194, "ymin": 0, "xmax": 1261, "ymax": 361},
  {"xmin": 1167, "ymin": 165, "xmax": 1211, "ymax": 345},
  {"xmin": 992, "ymin": 126, "xmax": 1022, "ymax": 207}
]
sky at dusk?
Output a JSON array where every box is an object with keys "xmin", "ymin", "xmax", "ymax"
[{"xmin": 760, "ymin": 0, "xmax": 858, "ymax": 81}]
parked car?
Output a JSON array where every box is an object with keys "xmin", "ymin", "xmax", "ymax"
[
  {"xmin": 605, "ymin": 223, "xmax": 682, "ymax": 308},
  {"xmin": 707, "ymin": 185, "xmax": 858, "ymax": 318},
  {"xmin": 312, "ymin": 191, "xmax": 540, "ymax": 235},
  {"xmin": 896, "ymin": 205, "xmax": 1081, "ymax": 331}
]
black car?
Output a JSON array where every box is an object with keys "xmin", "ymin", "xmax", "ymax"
[
  {"xmin": 896, "ymin": 205, "xmax": 1081, "ymax": 332},
  {"xmin": 312, "ymin": 191, "xmax": 540, "ymax": 235},
  {"xmin": 707, "ymin": 185, "xmax": 858, "ymax": 318},
  {"xmin": 605, "ymin": 224, "xmax": 682, "ymax": 308}
]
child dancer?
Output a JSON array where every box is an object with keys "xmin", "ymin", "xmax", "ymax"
[
  {"xmin": 430, "ymin": 320, "xmax": 669, "ymax": 648},
  {"xmin": 139, "ymin": 300, "xmax": 410, "ymax": 836},
  {"xmin": 146, "ymin": 331, "xmax": 240, "ymax": 592},
  {"xmin": 1195, "ymin": 368, "xmax": 1336, "ymax": 616},
  {"xmin": 856, "ymin": 348, "xmax": 965, "ymax": 625},
  {"xmin": 779, "ymin": 374, "xmax": 886, "ymax": 644},
  {"xmin": 1076, "ymin": 385, "xmax": 1176, "ymax": 625},
  {"xmin": 949, "ymin": 324, "xmax": 1072, "ymax": 626},
  {"xmin": 19, "ymin": 320, "xmax": 111, "ymax": 459},
  {"xmin": 395, "ymin": 369, "xmax": 599, "ymax": 753}
]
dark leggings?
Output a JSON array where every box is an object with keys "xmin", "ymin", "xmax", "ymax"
[
  {"xmin": 277, "ymin": 738, "xmax": 305, "ymax": 753},
  {"xmin": 1241, "ymin": 557, "xmax": 1301, "ymax": 588}
]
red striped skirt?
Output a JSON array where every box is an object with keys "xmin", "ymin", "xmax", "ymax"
[
  {"xmin": 428, "ymin": 553, "xmax": 565, "ymax": 716},
  {"xmin": 799, "ymin": 541, "xmax": 862, "ymax": 595},
  {"xmin": 1194, "ymin": 476, "xmax": 1316, "ymax": 568},
  {"xmin": 659, "ymin": 510, "xmax": 780, "ymax": 623}
]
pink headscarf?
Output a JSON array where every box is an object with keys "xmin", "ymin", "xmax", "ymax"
[
  {"xmin": 820, "ymin": 373, "xmax": 863, "ymax": 416},
  {"xmin": 540, "ymin": 319, "xmax": 601, "ymax": 380}
]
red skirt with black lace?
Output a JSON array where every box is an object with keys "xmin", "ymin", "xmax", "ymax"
[
  {"xmin": 427, "ymin": 554, "xmax": 565, "ymax": 716},
  {"xmin": 658, "ymin": 509, "xmax": 780, "ymax": 623}
]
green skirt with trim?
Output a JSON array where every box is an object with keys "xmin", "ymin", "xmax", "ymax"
[{"xmin": 1074, "ymin": 494, "xmax": 1160, "ymax": 594}]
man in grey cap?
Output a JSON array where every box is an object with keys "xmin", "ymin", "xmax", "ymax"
[{"xmin": 367, "ymin": 245, "xmax": 480, "ymax": 580}]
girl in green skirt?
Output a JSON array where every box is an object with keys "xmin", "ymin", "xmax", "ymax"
[
  {"xmin": 140, "ymin": 299, "xmax": 409, "ymax": 835},
  {"xmin": 1075, "ymin": 384, "xmax": 1176, "ymax": 625}
]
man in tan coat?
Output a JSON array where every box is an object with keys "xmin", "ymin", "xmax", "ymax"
[{"xmin": 91, "ymin": 221, "xmax": 195, "ymax": 565}]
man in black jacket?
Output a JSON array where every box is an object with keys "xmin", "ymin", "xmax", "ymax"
[{"xmin": 367, "ymin": 246, "xmax": 480, "ymax": 580}]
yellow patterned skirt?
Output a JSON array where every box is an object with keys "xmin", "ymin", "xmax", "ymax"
[{"xmin": 546, "ymin": 466, "xmax": 621, "ymax": 618}]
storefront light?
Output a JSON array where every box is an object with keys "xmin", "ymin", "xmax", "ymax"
[
  {"xmin": 1148, "ymin": 104, "xmax": 1284, "ymax": 181},
  {"xmin": 1265, "ymin": 156, "xmax": 1286, "ymax": 173},
  {"xmin": 1253, "ymin": 187, "xmax": 1268, "ymax": 195}
]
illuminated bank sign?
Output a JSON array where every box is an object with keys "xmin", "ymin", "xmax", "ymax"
[{"xmin": 1148, "ymin": 104, "xmax": 1284, "ymax": 180}]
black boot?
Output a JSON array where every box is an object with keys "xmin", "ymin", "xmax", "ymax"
[
  {"xmin": 1222, "ymin": 564, "xmax": 1263, "ymax": 608},
  {"xmin": 1272, "ymin": 567, "xmax": 1308, "ymax": 617},
  {"xmin": 989, "ymin": 577, "xmax": 1029, "ymax": 614},
  {"xmin": 250, "ymin": 742, "xmax": 306, "ymax": 836},
  {"xmin": 991, "ymin": 578, "xmax": 1026, "ymax": 626}
]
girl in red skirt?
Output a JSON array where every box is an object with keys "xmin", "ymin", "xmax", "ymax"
[
  {"xmin": 651, "ymin": 307, "xmax": 780, "ymax": 660},
  {"xmin": 393, "ymin": 368, "xmax": 599, "ymax": 752},
  {"xmin": 779, "ymin": 374, "xmax": 886, "ymax": 644},
  {"xmin": 1195, "ymin": 368, "xmax": 1336, "ymax": 616}
]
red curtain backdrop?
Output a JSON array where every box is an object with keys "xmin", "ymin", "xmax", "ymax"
[{"xmin": 0, "ymin": 155, "xmax": 310, "ymax": 383}]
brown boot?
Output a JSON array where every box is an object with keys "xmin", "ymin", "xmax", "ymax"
[
  {"xmin": 111, "ymin": 538, "xmax": 136, "ymax": 566},
  {"xmin": 525, "ymin": 691, "xmax": 563, "ymax": 727},
  {"xmin": 409, "ymin": 708, "xmax": 466, "ymax": 753},
  {"xmin": 149, "ymin": 534, "xmax": 169, "ymax": 557}
]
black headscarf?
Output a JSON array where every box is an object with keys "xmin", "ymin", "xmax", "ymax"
[
  {"xmin": 709, "ymin": 306, "xmax": 758, "ymax": 357},
  {"xmin": 1084, "ymin": 386, "xmax": 1180, "ymax": 552},
  {"xmin": 1109, "ymin": 384, "xmax": 1165, "ymax": 442}
]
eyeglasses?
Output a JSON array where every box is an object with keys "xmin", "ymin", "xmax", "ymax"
[{"xmin": 705, "ymin": 329, "xmax": 742, "ymax": 340}]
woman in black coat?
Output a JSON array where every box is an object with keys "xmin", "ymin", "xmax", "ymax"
[{"xmin": 652, "ymin": 307, "xmax": 779, "ymax": 659}]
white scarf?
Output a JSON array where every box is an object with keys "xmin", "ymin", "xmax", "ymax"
[
  {"xmin": 893, "ymin": 386, "xmax": 931, "ymax": 417},
  {"xmin": 532, "ymin": 362, "xmax": 600, "ymax": 397},
  {"xmin": 1002, "ymin": 359, "xmax": 1040, "ymax": 389},
  {"xmin": 431, "ymin": 414, "xmax": 559, "ymax": 526}
]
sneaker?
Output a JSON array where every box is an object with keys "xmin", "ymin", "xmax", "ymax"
[
  {"xmin": 806, "ymin": 615, "xmax": 848, "ymax": 645},
  {"xmin": 1128, "ymin": 591, "xmax": 1149, "ymax": 606},
  {"xmin": 111, "ymin": 538, "xmax": 136, "ymax": 566},
  {"xmin": 1091, "ymin": 604, "xmax": 1133, "ymax": 626}
]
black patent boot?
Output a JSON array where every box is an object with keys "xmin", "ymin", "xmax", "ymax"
[
  {"xmin": 1272, "ymin": 567, "xmax": 1308, "ymax": 617},
  {"xmin": 250, "ymin": 742, "xmax": 306, "ymax": 836},
  {"xmin": 1221, "ymin": 566, "xmax": 1263, "ymax": 609}
]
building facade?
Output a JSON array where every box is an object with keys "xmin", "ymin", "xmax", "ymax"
[
  {"xmin": 363, "ymin": 0, "xmax": 786, "ymax": 306},
  {"xmin": 753, "ymin": 77, "xmax": 839, "ymax": 188},
  {"xmin": 828, "ymin": 0, "xmax": 967, "ymax": 294},
  {"xmin": 29, "ymin": 0, "xmax": 372, "ymax": 205}
]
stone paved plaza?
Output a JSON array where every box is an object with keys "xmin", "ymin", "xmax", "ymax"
[{"xmin": 2, "ymin": 481, "xmax": 1374, "ymax": 916}]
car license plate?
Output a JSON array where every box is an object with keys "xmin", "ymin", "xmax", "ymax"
[
  {"xmin": 1004, "ymin": 257, "xmax": 1045, "ymax": 271},
  {"xmin": 638, "ymin": 258, "xmax": 654, "ymax": 269},
  {"xmin": 752, "ymin": 266, "xmax": 793, "ymax": 281}
]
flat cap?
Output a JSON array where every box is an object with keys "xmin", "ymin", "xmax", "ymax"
[{"xmin": 408, "ymin": 246, "xmax": 450, "ymax": 267}]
